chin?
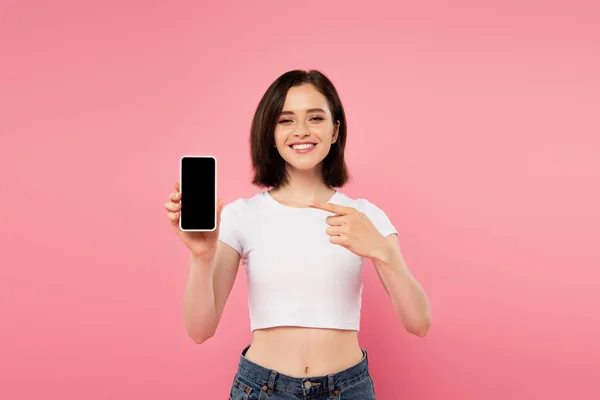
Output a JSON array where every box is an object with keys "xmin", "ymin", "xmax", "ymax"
[
  {"xmin": 279, "ymin": 152, "xmax": 320, "ymax": 169},
  {"xmin": 287, "ymin": 161, "xmax": 322, "ymax": 171}
]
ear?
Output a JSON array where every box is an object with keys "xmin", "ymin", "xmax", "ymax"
[{"xmin": 332, "ymin": 120, "xmax": 340, "ymax": 143}]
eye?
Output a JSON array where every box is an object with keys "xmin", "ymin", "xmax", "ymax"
[
  {"xmin": 278, "ymin": 119, "xmax": 293, "ymax": 124},
  {"xmin": 310, "ymin": 116, "xmax": 324, "ymax": 122}
]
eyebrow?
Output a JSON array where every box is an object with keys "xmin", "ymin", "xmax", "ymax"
[{"xmin": 279, "ymin": 108, "xmax": 327, "ymax": 115}]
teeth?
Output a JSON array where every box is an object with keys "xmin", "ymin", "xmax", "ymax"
[{"xmin": 292, "ymin": 143, "xmax": 315, "ymax": 150}]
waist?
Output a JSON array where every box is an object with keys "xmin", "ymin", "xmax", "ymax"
[
  {"xmin": 236, "ymin": 341, "xmax": 371, "ymax": 398},
  {"xmin": 244, "ymin": 326, "xmax": 363, "ymax": 377}
]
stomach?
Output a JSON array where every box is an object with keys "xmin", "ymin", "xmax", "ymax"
[{"xmin": 243, "ymin": 326, "xmax": 364, "ymax": 377}]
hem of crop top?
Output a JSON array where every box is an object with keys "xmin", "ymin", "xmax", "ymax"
[
  {"xmin": 249, "ymin": 309, "xmax": 360, "ymax": 332},
  {"xmin": 251, "ymin": 321, "xmax": 360, "ymax": 332}
]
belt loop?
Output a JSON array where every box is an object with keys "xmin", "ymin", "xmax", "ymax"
[
  {"xmin": 267, "ymin": 370, "xmax": 277, "ymax": 395},
  {"xmin": 328, "ymin": 375, "xmax": 335, "ymax": 398}
]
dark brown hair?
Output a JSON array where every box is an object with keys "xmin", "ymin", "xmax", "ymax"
[{"xmin": 250, "ymin": 69, "xmax": 350, "ymax": 188}]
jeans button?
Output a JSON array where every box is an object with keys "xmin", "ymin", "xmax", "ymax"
[{"xmin": 304, "ymin": 381, "xmax": 311, "ymax": 390}]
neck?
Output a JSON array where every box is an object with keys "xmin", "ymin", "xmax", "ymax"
[{"xmin": 270, "ymin": 165, "xmax": 335, "ymax": 206}]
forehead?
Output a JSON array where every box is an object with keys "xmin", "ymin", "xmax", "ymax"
[{"xmin": 281, "ymin": 84, "xmax": 330, "ymax": 113}]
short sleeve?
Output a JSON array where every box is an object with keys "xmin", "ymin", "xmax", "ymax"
[
  {"xmin": 218, "ymin": 199, "xmax": 244, "ymax": 256},
  {"xmin": 364, "ymin": 200, "xmax": 398, "ymax": 238}
]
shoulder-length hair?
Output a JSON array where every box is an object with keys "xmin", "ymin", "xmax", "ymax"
[{"xmin": 250, "ymin": 69, "xmax": 350, "ymax": 188}]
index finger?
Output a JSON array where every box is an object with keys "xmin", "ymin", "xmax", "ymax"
[{"xmin": 308, "ymin": 200, "xmax": 352, "ymax": 215}]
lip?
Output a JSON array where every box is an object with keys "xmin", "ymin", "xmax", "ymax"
[{"xmin": 288, "ymin": 141, "xmax": 317, "ymax": 154}]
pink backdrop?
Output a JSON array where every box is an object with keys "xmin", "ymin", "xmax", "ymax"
[{"xmin": 1, "ymin": 1, "xmax": 599, "ymax": 399}]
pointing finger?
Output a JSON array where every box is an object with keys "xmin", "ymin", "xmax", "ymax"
[{"xmin": 308, "ymin": 200, "xmax": 352, "ymax": 215}]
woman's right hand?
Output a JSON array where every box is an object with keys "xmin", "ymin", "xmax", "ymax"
[{"xmin": 164, "ymin": 181, "xmax": 224, "ymax": 259}]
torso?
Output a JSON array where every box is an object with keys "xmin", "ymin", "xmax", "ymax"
[
  {"xmin": 244, "ymin": 326, "xmax": 364, "ymax": 377},
  {"xmin": 219, "ymin": 190, "xmax": 396, "ymax": 377}
]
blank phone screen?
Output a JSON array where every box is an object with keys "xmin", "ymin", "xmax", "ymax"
[{"xmin": 180, "ymin": 156, "xmax": 216, "ymax": 231}]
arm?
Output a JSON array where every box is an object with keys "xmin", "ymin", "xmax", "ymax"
[
  {"xmin": 182, "ymin": 241, "xmax": 241, "ymax": 343},
  {"xmin": 307, "ymin": 199, "xmax": 431, "ymax": 337},
  {"xmin": 371, "ymin": 234, "xmax": 431, "ymax": 337}
]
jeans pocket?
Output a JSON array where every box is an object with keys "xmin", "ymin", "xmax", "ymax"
[
  {"xmin": 229, "ymin": 375, "xmax": 253, "ymax": 400},
  {"xmin": 339, "ymin": 375, "xmax": 376, "ymax": 400}
]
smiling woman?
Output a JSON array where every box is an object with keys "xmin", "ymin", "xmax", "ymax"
[
  {"xmin": 278, "ymin": 107, "xmax": 331, "ymax": 153},
  {"xmin": 271, "ymin": 85, "xmax": 341, "ymax": 177},
  {"xmin": 164, "ymin": 69, "xmax": 431, "ymax": 399},
  {"xmin": 249, "ymin": 71, "xmax": 349, "ymax": 192}
]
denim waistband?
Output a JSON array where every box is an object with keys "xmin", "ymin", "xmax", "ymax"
[{"xmin": 235, "ymin": 345, "xmax": 371, "ymax": 397}]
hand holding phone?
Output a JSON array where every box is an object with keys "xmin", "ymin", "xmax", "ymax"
[{"xmin": 164, "ymin": 156, "xmax": 224, "ymax": 258}]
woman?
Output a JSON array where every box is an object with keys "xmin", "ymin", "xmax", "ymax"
[{"xmin": 164, "ymin": 70, "xmax": 431, "ymax": 399}]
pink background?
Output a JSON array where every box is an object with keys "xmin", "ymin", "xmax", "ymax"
[{"xmin": 1, "ymin": 1, "xmax": 599, "ymax": 399}]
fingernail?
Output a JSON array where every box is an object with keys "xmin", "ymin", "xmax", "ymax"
[{"xmin": 308, "ymin": 201, "xmax": 314, "ymax": 206}]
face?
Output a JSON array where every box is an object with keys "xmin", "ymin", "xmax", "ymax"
[{"xmin": 274, "ymin": 83, "xmax": 339, "ymax": 173}]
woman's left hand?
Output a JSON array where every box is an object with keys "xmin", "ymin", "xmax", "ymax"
[{"xmin": 308, "ymin": 200, "xmax": 389, "ymax": 259}]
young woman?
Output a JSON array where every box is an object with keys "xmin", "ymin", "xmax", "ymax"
[{"xmin": 164, "ymin": 70, "xmax": 431, "ymax": 399}]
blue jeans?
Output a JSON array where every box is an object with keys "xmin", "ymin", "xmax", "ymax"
[{"xmin": 229, "ymin": 345, "xmax": 376, "ymax": 399}]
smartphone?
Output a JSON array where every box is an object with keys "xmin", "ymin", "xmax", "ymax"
[{"xmin": 179, "ymin": 155, "xmax": 217, "ymax": 231}]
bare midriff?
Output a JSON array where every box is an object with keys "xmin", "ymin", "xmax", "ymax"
[{"xmin": 243, "ymin": 326, "xmax": 364, "ymax": 377}]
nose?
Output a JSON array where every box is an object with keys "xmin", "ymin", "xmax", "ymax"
[{"xmin": 293, "ymin": 120, "xmax": 310, "ymax": 137}]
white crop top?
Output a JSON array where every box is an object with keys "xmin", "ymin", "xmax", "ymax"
[{"xmin": 218, "ymin": 190, "xmax": 398, "ymax": 332}]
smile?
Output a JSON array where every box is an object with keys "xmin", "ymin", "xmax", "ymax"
[
  {"xmin": 289, "ymin": 142, "xmax": 317, "ymax": 154},
  {"xmin": 290, "ymin": 143, "xmax": 315, "ymax": 150}
]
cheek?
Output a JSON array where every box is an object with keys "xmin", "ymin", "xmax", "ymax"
[
  {"xmin": 311, "ymin": 124, "xmax": 335, "ymax": 139},
  {"xmin": 311, "ymin": 124, "xmax": 328, "ymax": 133},
  {"xmin": 275, "ymin": 122, "xmax": 294, "ymax": 133},
  {"xmin": 273, "ymin": 129, "xmax": 287, "ymax": 146}
]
